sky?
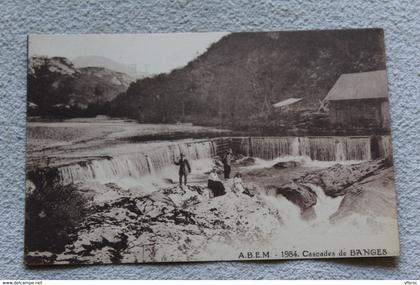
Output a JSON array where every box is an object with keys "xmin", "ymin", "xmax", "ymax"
[{"xmin": 28, "ymin": 32, "xmax": 229, "ymax": 75}]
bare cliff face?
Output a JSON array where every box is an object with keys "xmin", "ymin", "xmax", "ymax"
[
  {"xmin": 27, "ymin": 56, "xmax": 134, "ymax": 117},
  {"xmin": 72, "ymin": 55, "xmax": 147, "ymax": 79}
]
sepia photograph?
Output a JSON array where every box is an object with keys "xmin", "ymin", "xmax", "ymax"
[{"xmin": 25, "ymin": 29, "xmax": 399, "ymax": 265}]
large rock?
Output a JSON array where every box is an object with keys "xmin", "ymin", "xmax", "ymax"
[
  {"xmin": 266, "ymin": 159, "xmax": 393, "ymax": 220},
  {"xmin": 300, "ymin": 159, "xmax": 391, "ymax": 197},
  {"xmin": 273, "ymin": 160, "xmax": 302, "ymax": 169},
  {"xmin": 43, "ymin": 183, "xmax": 283, "ymax": 264},
  {"xmin": 269, "ymin": 182, "xmax": 317, "ymax": 217},
  {"xmin": 331, "ymin": 166, "xmax": 397, "ymax": 221}
]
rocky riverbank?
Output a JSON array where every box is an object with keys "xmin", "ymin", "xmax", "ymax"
[
  {"xmin": 25, "ymin": 158, "xmax": 397, "ymax": 265},
  {"xmin": 264, "ymin": 159, "xmax": 396, "ymax": 222},
  {"xmin": 26, "ymin": 180, "xmax": 283, "ymax": 265}
]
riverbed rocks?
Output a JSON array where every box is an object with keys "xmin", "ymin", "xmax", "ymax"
[
  {"xmin": 271, "ymin": 182, "xmax": 317, "ymax": 213},
  {"xmin": 39, "ymin": 183, "xmax": 283, "ymax": 264},
  {"xmin": 273, "ymin": 160, "xmax": 302, "ymax": 169},
  {"xmin": 331, "ymin": 165, "xmax": 397, "ymax": 222},
  {"xmin": 26, "ymin": 157, "xmax": 396, "ymax": 264},
  {"xmin": 300, "ymin": 159, "xmax": 391, "ymax": 197},
  {"xmin": 269, "ymin": 159, "xmax": 394, "ymax": 221}
]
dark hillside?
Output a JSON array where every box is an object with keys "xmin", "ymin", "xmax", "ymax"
[{"xmin": 110, "ymin": 29, "xmax": 386, "ymax": 130}]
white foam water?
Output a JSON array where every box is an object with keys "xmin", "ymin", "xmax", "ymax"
[
  {"xmin": 257, "ymin": 182, "xmax": 398, "ymax": 254},
  {"xmin": 53, "ymin": 135, "xmax": 392, "ymax": 188},
  {"xmin": 244, "ymin": 155, "xmax": 364, "ymax": 170},
  {"xmin": 56, "ymin": 140, "xmax": 217, "ymax": 186},
  {"xmin": 307, "ymin": 184, "xmax": 344, "ymax": 221},
  {"xmin": 260, "ymin": 182, "xmax": 343, "ymax": 226}
]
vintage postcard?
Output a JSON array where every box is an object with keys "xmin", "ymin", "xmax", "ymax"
[{"xmin": 25, "ymin": 29, "xmax": 399, "ymax": 265}]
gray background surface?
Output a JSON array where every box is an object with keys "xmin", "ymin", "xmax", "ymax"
[{"xmin": 0, "ymin": 0, "xmax": 418, "ymax": 279}]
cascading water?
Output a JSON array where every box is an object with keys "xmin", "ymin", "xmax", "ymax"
[
  {"xmin": 260, "ymin": 192, "xmax": 305, "ymax": 227},
  {"xmin": 291, "ymin": 137, "xmax": 300, "ymax": 156},
  {"xmin": 255, "ymin": 181, "xmax": 344, "ymax": 252},
  {"xmin": 305, "ymin": 184, "xmax": 344, "ymax": 221},
  {"xmin": 260, "ymin": 183, "xmax": 343, "ymax": 226},
  {"xmin": 238, "ymin": 136, "xmax": 382, "ymax": 161},
  {"xmin": 52, "ymin": 135, "xmax": 391, "ymax": 187},
  {"xmin": 379, "ymin": 136, "xmax": 393, "ymax": 159},
  {"xmin": 56, "ymin": 140, "xmax": 217, "ymax": 186},
  {"xmin": 259, "ymin": 182, "xmax": 394, "ymax": 251}
]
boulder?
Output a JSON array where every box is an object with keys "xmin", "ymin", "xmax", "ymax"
[
  {"xmin": 40, "ymin": 182, "xmax": 284, "ymax": 264},
  {"xmin": 301, "ymin": 159, "xmax": 391, "ymax": 197},
  {"xmin": 331, "ymin": 166, "xmax": 397, "ymax": 221},
  {"xmin": 273, "ymin": 160, "xmax": 302, "ymax": 169},
  {"xmin": 272, "ymin": 182, "xmax": 317, "ymax": 213}
]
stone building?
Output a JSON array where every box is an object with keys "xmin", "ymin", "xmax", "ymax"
[{"xmin": 324, "ymin": 70, "xmax": 390, "ymax": 130}]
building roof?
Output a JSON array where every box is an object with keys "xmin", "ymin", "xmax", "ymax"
[
  {"xmin": 324, "ymin": 70, "xmax": 388, "ymax": 101},
  {"xmin": 27, "ymin": 102, "xmax": 38, "ymax": 108},
  {"xmin": 273, "ymin": 97, "xmax": 302, "ymax": 108}
]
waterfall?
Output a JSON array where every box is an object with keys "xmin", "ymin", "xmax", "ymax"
[
  {"xmin": 291, "ymin": 137, "xmax": 300, "ymax": 156},
  {"xmin": 260, "ymin": 183, "xmax": 343, "ymax": 226},
  {"xmin": 379, "ymin": 136, "xmax": 393, "ymax": 159},
  {"xmin": 50, "ymin": 135, "xmax": 392, "ymax": 187},
  {"xmin": 56, "ymin": 140, "xmax": 217, "ymax": 186},
  {"xmin": 335, "ymin": 140, "xmax": 346, "ymax": 161},
  {"xmin": 305, "ymin": 184, "xmax": 344, "ymax": 221},
  {"xmin": 237, "ymin": 136, "xmax": 378, "ymax": 161},
  {"xmin": 145, "ymin": 156, "xmax": 154, "ymax": 175},
  {"xmin": 240, "ymin": 137, "xmax": 296, "ymax": 160},
  {"xmin": 344, "ymin": 137, "xmax": 371, "ymax": 161}
]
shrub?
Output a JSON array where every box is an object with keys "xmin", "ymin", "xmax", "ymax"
[{"xmin": 25, "ymin": 183, "xmax": 88, "ymax": 254}]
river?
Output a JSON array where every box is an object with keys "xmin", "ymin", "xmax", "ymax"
[{"xmin": 25, "ymin": 119, "xmax": 398, "ymax": 264}]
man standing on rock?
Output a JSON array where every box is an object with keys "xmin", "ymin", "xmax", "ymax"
[
  {"xmin": 174, "ymin": 153, "xmax": 191, "ymax": 187},
  {"xmin": 222, "ymin": 148, "xmax": 233, "ymax": 180}
]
